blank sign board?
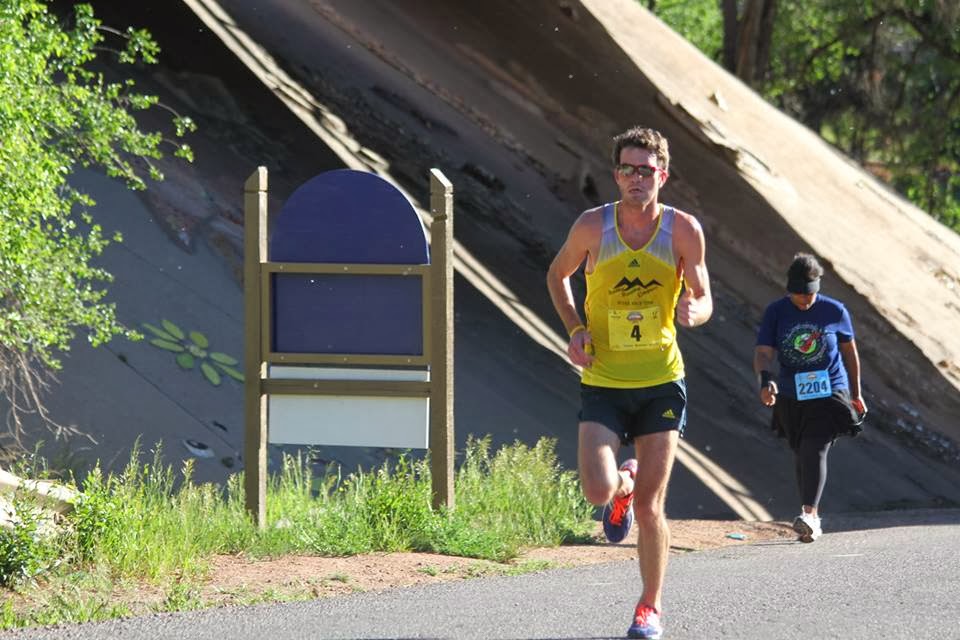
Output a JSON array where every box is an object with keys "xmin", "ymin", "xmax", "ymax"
[
  {"xmin": 267, "ymin": 367, "xmax": 429, "ymax": 448},
  {"xmin": 264, "ymin": 170, "xmax": 432, "ymax": 448}
]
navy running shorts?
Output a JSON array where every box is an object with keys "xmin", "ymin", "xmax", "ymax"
[{"xmin": 579, "ymin": 379, "xmax": 687, "ymax": 445}]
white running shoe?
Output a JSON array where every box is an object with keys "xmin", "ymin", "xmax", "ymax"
[{"xmin": 792, "ymin": 511, "xmax": 822, "ymax": 543}]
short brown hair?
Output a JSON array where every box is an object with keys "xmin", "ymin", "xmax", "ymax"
[{"xmin": 611, "ymin": 127, "xmax": 670, "ymax": 171}]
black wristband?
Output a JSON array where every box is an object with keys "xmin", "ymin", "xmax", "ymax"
[{"xmin": 759, "ymin": 370, "xmax": 773, "ymax": 390}]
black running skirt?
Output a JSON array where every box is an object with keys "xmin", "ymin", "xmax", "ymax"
[{"xmin": 771, "ymin": 389, "xmax": 862, "ymax": 449}]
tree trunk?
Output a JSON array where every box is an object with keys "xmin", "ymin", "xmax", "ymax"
[
  {"xmin": 721, "ymin": 0, "xmax": 739, "ymax": 72},
  {"xmin": 735, "ymin": 0, "xmax": 777, "ymax": 85},
  {"xmin": 754, "ymin": 0, "xmax": 777, "ymax": 81}
]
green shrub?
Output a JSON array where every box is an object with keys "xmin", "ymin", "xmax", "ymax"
[
  {"xmin": 69, "ymin": 466, "xmax": 125, "ymax": 561},
  {"xmin": 0, "ymin": 498, "xmax": 60, "ymax": 587}
]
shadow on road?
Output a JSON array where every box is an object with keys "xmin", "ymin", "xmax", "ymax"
[{"xmin": 815, "ymin": 507, "xmax": 960, "ymax": 535}]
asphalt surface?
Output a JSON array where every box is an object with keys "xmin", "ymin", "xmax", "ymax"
[{"xmin": 4, "ymin": 509, "xmax": 958, "ymax": 640}]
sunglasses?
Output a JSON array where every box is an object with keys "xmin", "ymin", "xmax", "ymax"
[{"xmin": 616, "ymin": 163, "xmax": 668, "ymax": 178}]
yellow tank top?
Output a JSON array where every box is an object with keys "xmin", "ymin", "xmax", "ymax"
[{"xmin": 581, "ymin": 202, "xmax": 685, "ymax": 388}]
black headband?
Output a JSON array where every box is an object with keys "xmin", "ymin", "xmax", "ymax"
[{"xmin": 787, "ymin": 276, "xmax": 820, "ymax": 295}]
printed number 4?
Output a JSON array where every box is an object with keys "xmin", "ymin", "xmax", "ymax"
[{"xmin": 631, "ymin": 325, "xmax": 641, "ymax": 341}]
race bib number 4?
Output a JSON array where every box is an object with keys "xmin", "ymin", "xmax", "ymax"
[
  {"xmin": 795, "ymin": 369, "xmax": 831, "ymax": 400},
  {"xmin": 608, "ymin": 306, "xmax": 661, "ymax": 350}
]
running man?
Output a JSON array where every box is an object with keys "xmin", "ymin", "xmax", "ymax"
[{"xmin": 547, "ymin": 126, "xmax": 712, "ymax": 639}]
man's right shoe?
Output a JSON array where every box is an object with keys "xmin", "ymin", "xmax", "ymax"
[
  {"xmin": 793, "ymin": 511, "xmax": 822, "ymax": 543},
  {"xmin": 602, "ymin": 458, "xmax": 638, "ymax": 543},
  {"xmin": 627, "ymin": 601, "xmax": 663, "ymax": 639}
]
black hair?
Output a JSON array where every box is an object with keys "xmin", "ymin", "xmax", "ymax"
[{"xmin": 786, "ymin": 252, "xmax": 823, "ymax": 294}]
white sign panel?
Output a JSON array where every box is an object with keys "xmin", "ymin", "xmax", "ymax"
[{"xmin": 267, "ymin": 367, "xmax": 429, "ymax": 448}]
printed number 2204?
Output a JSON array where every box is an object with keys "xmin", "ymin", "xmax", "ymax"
[{"xmin": 794, "ymin": 370, "xmax": 831, "ymax": 401}]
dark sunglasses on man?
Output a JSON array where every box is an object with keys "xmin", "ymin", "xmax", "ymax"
[{"xmin": 616, "ymin": 163, "xmax": 669, "ymax": 179}]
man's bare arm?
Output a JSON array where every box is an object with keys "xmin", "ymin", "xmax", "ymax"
[
  {"xmin": 674, "ymin": 212, "xmax": 713, "ymax": 327},
  {"xmin": 547, "ymin": 211, "xmax": 598, "ymax": 367}
]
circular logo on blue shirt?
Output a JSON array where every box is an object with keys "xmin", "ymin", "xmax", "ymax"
[{"xmin": 782, "ymin": 323, "xmax": 826, "ymax": 366}]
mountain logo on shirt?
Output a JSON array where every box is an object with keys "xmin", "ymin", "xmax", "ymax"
[
  {"xmin": 782, "ymin": 323, "xmax": 826, "ymax": 366},
  {"xmin": 628, "ymin": 258, "xmax": 641, "ymax": 268},
  {"xmin": 610, "ymin": 276, "xmax": 661, "ymax": 295}
]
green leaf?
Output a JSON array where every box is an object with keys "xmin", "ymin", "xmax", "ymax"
[
  {"xmin": 189, "ymin": 331, "xmax": 209, "ymax": 348},
  {"xmin": 210, "ymin": 352, "xmax": 238, "ymax": 366},
  {"xmin": 161, "ymin": 319, "xmax": 185, "ymax": 340},
  {"xmin": 150, "ymin": 338, "xmax": 184, "ymax": 352},
  {"xmin": 142, "ymin": 323, "xmax": 176, "ymax": 341},
  {"xmin": 201, "ymin": 362, "xmax": 221, "ymax": 386},
  {"xmin": 214, "ymin": 363, "xmax": 245, "ymax": 382},
  {"xmin": 175, "ymin": 353, "xmax": 195, "ymax": 369}
]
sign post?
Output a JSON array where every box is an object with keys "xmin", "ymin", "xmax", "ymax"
[
  {"xmin": 243, "ymin": 167, "xmax": 268, "ymax": 527},
  {"xmin": 243, "ymin": 168, "xmax": 454, "ymax": 526},
  {"xmin": 429, "ymin": 169, "xmax": 454, "ymax": 510}
]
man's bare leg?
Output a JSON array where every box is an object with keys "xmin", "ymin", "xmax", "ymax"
[
  {"xmin": 632, "ymin": 429, "xmax": 679, "ymax": 611},
  {"xmin": 578, "ymin": 421, "xmax": 633, "ymax": 505}
]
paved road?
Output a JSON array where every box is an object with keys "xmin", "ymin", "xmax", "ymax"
[{"xmin": 4, "ymin": 510, "xmax": 959, "ymax": 640}]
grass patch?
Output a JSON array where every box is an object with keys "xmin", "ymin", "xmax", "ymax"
[
  {"xmin": 0, "ymin": 570, "xmax": 134, "ymax": 629},
  {"xmin": 461, "ymin": 559, "xmax": 559, "ymax": 579},
  {"xmin": 0, "ymin": 436, "xmax": 593, "ymax": 628}
]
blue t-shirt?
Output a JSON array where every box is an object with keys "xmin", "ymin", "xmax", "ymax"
[{"xmin": 755, "ymin": 294, "xmax": 854, "ymax": 398}]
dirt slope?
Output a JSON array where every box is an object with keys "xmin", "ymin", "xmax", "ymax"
[{"xmin": 29, "ymin": 0, "xmax": 960, "ymax": 519}]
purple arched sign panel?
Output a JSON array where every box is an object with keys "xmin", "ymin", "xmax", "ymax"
[
  {"xmin": 270, "ymin": 170, "xmax": 429, "ymax": 355},
  {"xmin": 271, "ymin": 170, "xmax": 428, "ymax": 264}
]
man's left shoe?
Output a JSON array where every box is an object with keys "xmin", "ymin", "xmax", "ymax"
[
  {"xmin": 627, "ymin": 602, "xmax": 663, "ymax": 639},
  {"xmin": 602, "ymin": 458, "xmax": 638, "ymax": 543}
]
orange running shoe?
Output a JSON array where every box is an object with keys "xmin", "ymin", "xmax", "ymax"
[
  {"xmin": 601, "ymin": 458, "xmax": 637, "ymax": 543},
  {"xmin": 627, "ymin": 601, "xmax": 663, "ymax": 639}
]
